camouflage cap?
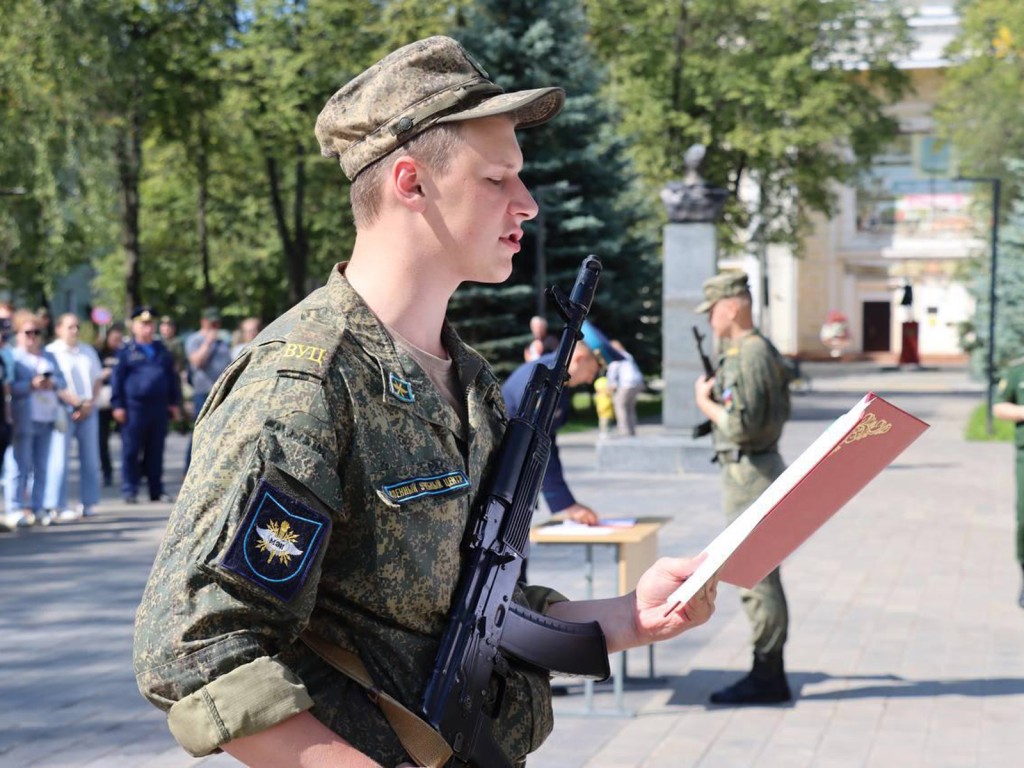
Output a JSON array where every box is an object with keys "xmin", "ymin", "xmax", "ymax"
[
  {"xmin": 315, "ymin": 36, "xmax": 565, "ymax": 180},
  {"xmin": 695, "ymin": 271, "xmax": 751, "ymax": 313}
]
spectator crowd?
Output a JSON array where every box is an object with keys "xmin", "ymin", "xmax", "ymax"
[{"xmin": 0, "ymin": 300, "xmax": 261, "ymax": 531}]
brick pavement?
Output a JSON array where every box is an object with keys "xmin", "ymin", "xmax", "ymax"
[{"xmin": 1, "ymin": 364, "xmax": 1020, "ymax": 767}]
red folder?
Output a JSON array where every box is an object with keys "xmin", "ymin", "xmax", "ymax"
[{"xmin": 666, "ymin": 393, "xmax": 928, "ymax": 611}]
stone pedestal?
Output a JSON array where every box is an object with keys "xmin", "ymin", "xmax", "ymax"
[
  {"xmin": 595, "ymin": 433, "xmax": 718, "ymax": 475},
  {"xmin": 597, "ymin": 220, "xmax": 719, "ymax": 474},
  {"xmin": 662, "ymin": 222, "xmax": 717, "ymax": 432}
]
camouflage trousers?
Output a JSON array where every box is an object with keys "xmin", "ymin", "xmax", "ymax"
[{"xmin": 722, "ymin": 451, "xmax": 789, "ymax": 657}]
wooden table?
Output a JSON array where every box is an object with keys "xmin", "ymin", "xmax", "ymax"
[{"xmin": 529, "ymin": 516, "xmax": 670, "ymax": 715}]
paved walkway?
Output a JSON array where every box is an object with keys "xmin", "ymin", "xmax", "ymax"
[{"xmin": 2, "ymin": 363, "xmax": 1021, "ymax": 767}]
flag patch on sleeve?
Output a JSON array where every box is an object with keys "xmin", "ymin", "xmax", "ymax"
[{"xmin": 220, "ymin": 477, "xmax": 331, "ymax": 602}]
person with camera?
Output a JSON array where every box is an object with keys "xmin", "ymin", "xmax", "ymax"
[{"xmin": 2, "ymin": 310, "xmax": 75, "ymax": 527}]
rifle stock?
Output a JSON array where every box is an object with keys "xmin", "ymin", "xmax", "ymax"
[{"xmin": 421, "ymin": 256, "xmax": 610, "ymax": 768}]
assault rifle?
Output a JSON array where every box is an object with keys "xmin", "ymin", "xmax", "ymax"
[
  {"xmin": 692, "ymin": 326, "xmax": 715, "ymax": 439},
  {"xmin": 422, "ymin": 256, "xmax": 611, "ymax": 768}
]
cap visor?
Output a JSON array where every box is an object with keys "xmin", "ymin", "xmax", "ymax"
[
  {"xmin": 435, "ymin": 87, "xmax": 565, "ymax": 129},
  {"xmin": 695, "ymin": 300, "xmax": 713, "ymax": 313}
]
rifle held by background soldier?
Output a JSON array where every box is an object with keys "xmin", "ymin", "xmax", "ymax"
[{"xmin": 693, "ymin": 326, "xmax": 715, "ymax": 439}]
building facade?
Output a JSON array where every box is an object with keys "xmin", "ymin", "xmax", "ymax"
[{"xmin": 728, "ymin": 1, "xmax": 980, "ymax": 362}]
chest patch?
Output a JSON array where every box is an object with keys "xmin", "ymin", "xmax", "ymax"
[
  {"xmin": 379, "ymin": 470, "xmax": 471, "ymax": 505},
  {"xmin": 220, "ymin": 478, "xmax": 331, "ymax": 602}
]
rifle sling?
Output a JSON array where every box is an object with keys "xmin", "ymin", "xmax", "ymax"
[{"xmin": 300, "ymin": 630, "xmax": 453, "ymax": 768}]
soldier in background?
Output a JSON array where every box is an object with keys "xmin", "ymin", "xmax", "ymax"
[
  {"xmin": 133, "ymin": 36, "xmax": 716, "ymax": 768},
  {"xmin": 694, "ymin": 270, "xmax": 793, "ymax": 704},
  {"xmin": 993, "ymin": 359, "xmax": 1024, "ymax": 608}
]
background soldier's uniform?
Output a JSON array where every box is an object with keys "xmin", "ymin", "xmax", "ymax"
[
  {"xmin": 133, "ymin": 266, "xmax": 564, "ymax": 766},
  {"xmin": 712, "ymin": 330, "xmax": 791, "ymax": 664},
  {"xmin": 995, "ymin": 359, "xmax": 1024, "ymax": 605}
]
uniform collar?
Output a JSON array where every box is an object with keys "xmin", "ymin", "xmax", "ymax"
[{"xmin": 324, "ymin": 263, "xmax": 494, "ymax": 436}]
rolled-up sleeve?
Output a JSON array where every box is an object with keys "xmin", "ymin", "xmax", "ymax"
[{"xmin": 133, "ymin": 356, "xmax": 347, "ymax": 755}]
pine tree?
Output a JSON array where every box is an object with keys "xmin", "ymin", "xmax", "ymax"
[
  {"xmin": 971, "ymin": 164, "xmax": 1024, "ymax": 381},
  {"xmin": 449, "ymin": 0, "xmax": 661, "ymax": 377}
]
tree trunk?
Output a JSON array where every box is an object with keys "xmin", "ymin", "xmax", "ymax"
[
  {"xmin": 266, "ymin": 152, "xmax": 307, "ymax": 308},
  {"xmin": 196, "ymin": 114, "xmax": 213, "ymax": 307},
  {"xmin": 116, "ymin": 105, "xmax": 144, "ymax": 320}
]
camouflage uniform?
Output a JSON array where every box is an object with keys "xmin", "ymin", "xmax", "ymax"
[
  {"xmin": 134, "ymin": 265, "xmax": 563, "ymax": 766},
  {"xmin": 995, "ymin": 359, "xmax": 1024, "ymax": 565},
  {"xmin": 712, "ymin": 330, "xmax": 791, "ymax": 657}
]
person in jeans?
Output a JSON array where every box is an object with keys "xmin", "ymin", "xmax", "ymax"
[
  {"xmin": 3, "ymin": 311, "xmax": 72, "ymax": 527},
  {"xmin": 44, "ymin": 313, "xmax": 104, "ymax": 520}
]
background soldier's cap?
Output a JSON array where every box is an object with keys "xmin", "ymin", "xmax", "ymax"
[
  {"xmin": 201, "ymin": 307, "xmax": 222, "ymax": 323},
  {"xmin": 695, "ymin": 271, "xmax": 751, "ymax": 313},
  {"xmin": 131, "ymin": 306, "xmax": 156, "ymax": 322},
  {"xmin": 315, "ymin": 35, "xmax": 565, "ymax": 180}
]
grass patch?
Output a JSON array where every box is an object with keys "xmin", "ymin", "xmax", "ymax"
[{"xmin": 965, "ymin": 402, "xmax": 1015, "ymax": 442}]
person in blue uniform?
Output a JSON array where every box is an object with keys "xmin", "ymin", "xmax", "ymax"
[
  {"xmin": 502, "ymin": 341, "xmax": 601, "ymax": 524},
  {"xmin": 111, "ymin": 306, "xmax": 182, "ymax": 503}
]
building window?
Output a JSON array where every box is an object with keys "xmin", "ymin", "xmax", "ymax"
[{"xmin": 855, "ymin": 134, "xmax": 974, "ymax": 237}]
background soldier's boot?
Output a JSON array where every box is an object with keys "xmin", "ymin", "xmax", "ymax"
[{"xmin": 709, "ymin": 651, "xmax": 791, "ymax": 705}]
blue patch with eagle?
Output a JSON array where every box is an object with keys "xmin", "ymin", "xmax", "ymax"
[{"xmin": 221, "ymin": 477, "xmax": 331, "ymax": 602}]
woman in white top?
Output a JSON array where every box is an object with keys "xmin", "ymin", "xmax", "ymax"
[
  {"xmin": 44, "ymin": 313, "xmax": 104, "ymax": 520},
  {"xmin": 3, "ymin": 310, "xmax": 73, "ymax": 527}
]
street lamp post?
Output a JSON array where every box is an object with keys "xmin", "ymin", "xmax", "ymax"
[{"xmin": 957, "ymin": 175, "xmax": 1001, "ymax": 435}]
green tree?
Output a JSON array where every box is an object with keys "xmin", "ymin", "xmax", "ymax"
[
  {"xmin": 966, "ymin": 162, "xmax": 1024, "ymax": 380},
  {"xmin": 452, "ymin": 0, "xmax": 662, "ymax": 375},
  {"xmin": 0, "ymin": 0, "xmax": 118, "ymax": 304},
  {"xmin": 585, "ymin": 0, "xmax": 912, "ymax": 252},
  {"xmin": 937, "ymin": 0, "xmax": 1024, "ymax": 207}
]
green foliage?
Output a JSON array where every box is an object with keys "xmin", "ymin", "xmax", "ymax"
[
  {"xmin": 964, "ymin": 161, "xmax": 1024, "ymax": 379},
  {"xmin": 937, "ymin": 0, "xmax": 1024, "ymax": 205},
  {"xmin": 584, "ymin": 0, "xmax": 912, "ymax": 252},
  {"xmin": 965, "ymin": 401, "xmax": 1014, "ymax": 441},
  {"xmin": 0, "ymin": 0, "xmax": 118, "ymax": 302},
  {"xmin": 451, "ymin": 0, "xmax": 662, "ymax": 377}
]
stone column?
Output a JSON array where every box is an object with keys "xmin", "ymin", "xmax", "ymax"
[
  {"xmin": 596, "ymin": 145, "xmax": 727, "ymax": 474},
  {"xmin": 662, "ymin": 221, "xmax": 718, "ymax": 432}
]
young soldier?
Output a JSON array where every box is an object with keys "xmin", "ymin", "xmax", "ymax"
[
  {"xmin": 134, "ymin": 37, "xmax": 716, "ymax": 768},
  {"xmin": 693, "ymin": 270, "xmax": 793, "ymax": 705},
  {"xmin": 993, "ymin": 358, "xmax": 1024, "ymax": 608}
]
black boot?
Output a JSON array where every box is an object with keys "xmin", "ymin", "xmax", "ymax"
[{"xmin": 709, "ymin": 651, "xmax": 791, "ymax": 705}]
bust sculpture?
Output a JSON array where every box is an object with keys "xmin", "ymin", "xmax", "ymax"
[{"xmin": 659, "ymin": 144, "xmax": 728, "ymax": 223}]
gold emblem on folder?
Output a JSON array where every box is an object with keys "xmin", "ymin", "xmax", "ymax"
[{"xmin": 830, "ymin": 412, "xmax": 892, "ymax": 455}]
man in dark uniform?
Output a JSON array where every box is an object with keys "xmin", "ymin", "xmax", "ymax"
[
  {"xmin": 112, "ymin": 306, "xmax": 182, "ymax": 504},
  {"xmin": 694, "ymin": 270, "xmax": 793, "ymax": 704},
  {"xmin": 132, "ymin": 37, "xmax": 717, "ymax": 768},
  {"xmin": 993, "ymin": 359, "xmax": 1024, "ymax": 607},
  {"xmin": 502, "ymin": 342, "xmax": 601, "ymax": 524}
]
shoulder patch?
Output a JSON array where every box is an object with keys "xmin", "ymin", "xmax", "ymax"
[
  {"xmin": 275, "ymin": 318, "xmax": 344, "ymax": 380},
  {"xmin": 220, "ymin": 477, "xmax": 332, "ymax": 602}
]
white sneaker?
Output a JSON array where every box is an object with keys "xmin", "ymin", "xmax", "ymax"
[
  {"xmin": 78, "ymin": 505, "xmax": 97, "ymax": 518},
  {"xmin": 37, "ymin": 510, "xmax": 53, "ymax": 527},
  {"xmin": 18, "ymin": 511, "xmax": 37, "ymax": 527},
  {"xmin": 57, "ymin": 508, "xmax": 82, "ymax": 522}
]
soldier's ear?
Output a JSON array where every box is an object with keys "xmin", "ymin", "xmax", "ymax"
[{"xmin": 392, "ymin": 157, "xmax": 426, "ymax": 212}]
